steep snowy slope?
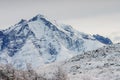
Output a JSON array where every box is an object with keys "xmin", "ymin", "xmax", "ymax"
[{"xmin": 0, "ymin": 14, "xmax": 112, "ymax": 69}]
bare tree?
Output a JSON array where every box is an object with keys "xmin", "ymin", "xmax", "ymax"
[{"xmin": 54, "ymin": 67, "xmax": 68, "ymax": 80}]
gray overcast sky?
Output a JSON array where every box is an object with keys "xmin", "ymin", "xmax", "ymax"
[{"xmin": 0, "ymin": 0, "xmax": 120, "ymax": 36}]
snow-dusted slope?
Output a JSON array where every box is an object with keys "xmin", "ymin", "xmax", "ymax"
[
  {"xmin": 62, "ymin": 43, "xmax": 120, "ymax": 80},
  {"xmin": 0, "ymin": 14, "xmax": 112, "ymax": 69}
]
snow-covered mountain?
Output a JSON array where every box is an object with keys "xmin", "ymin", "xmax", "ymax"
[{"xmin": 0, "ymin": 14, "xmax": 112, "ymax": 69}]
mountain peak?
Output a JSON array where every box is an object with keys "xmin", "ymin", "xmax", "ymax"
[
  {"xmin": 29, "ymin": 14, "xmax": 45, "ymax": 22},
  {"xmin": 36, "ymin": 14, "xmax": 45, "ymax": 18}
]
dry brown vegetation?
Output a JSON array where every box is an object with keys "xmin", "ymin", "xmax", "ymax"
[{"xmin": 0, "ymin": 64, "xmax": 68, "ymax": 80}]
